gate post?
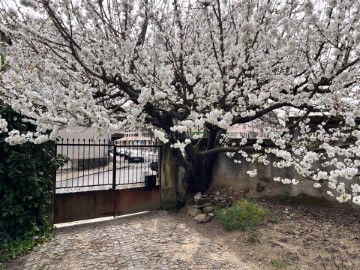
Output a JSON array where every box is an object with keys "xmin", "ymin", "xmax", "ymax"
[{"xmin": 160, "ymin": 144, "xmax": 178, "ymax": 208}]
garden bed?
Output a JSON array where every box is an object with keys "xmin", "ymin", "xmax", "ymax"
[{"xmin": 170, "ymin": 189, "xmax": 360, "ymax": 269}]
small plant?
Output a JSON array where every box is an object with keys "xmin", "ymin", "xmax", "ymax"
[
  {"xmin": 283, "ymin": 252, "xmax": 299, "ymax": 263},
  {"xmin": 216, "ymin": 199, "xmax": 268, "ymax": 231},
  {"xmin": 247, "ymin": 232, "xmax": 260, "ymax": 244},
  {"xmin": 318, "ymin": 253, "xmax": 355, "ymax": 270},
  {"xmin": 267, "ymin": 213, "xmax": 280, "ymax": 223},
  {"xmin": 270, "ymin": 258, "xmax": 287, "ymax": 269}
]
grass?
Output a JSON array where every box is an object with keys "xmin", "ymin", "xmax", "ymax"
[
  {"xmin": 216, "ymin": 199, "xmax": 268, "ymax": 231},
  {"xmin": 283, "ymin": 252, "xmax": 299, "ymax": 263},
  {"xmin": 270, "ymin": 258, "xmax": 287, "ymax": 269},
  {"xmin": 247, "ymin": 232, "xmax": 260, "ymax": 244},
  {"xmin": 268, "ymin": 252, "xmax": 299, "ymax": 269}
]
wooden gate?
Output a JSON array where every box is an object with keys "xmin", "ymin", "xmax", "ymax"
[{"xmin": 53, "ymin": 139, "xmax": 162, "ymax": 223}]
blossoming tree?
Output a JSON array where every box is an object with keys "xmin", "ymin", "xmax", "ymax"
[{"xmin": 0, "ymin": 0, "xmax": 359, "ymax": 203}]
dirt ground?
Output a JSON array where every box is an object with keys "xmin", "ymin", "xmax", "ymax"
[{"xmin": 169, "ymin": 189, "xmax": 360, "ymax": 270}]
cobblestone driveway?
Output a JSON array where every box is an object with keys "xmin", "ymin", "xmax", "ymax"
[{"xmin": 8, "ymin": 211, "xmax": 249, "ymax": 270}]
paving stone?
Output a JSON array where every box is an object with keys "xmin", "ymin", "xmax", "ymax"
[{"xmin": 8, "ymin": 210, "xmax": 249, "ymax": 270}]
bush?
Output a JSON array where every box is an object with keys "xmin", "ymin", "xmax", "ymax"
[
  {"xmin": 216, "ymin": 199, "xmax": 268, "ymax": 231},
  {"xmin": 270, "ymin": 258, "xmax": 287, "ymax": 269},
  {"xmin": 0, "ymin": 102, "xmax": 66, "ymax": 269}
]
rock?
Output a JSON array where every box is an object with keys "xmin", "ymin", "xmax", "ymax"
[
  {"xmin": 203, "ymin": 206, "xmax": 215, "ymax": 213},
  {"xmin": 198, "ymin": 197, "xmax": 212, "ymax": 205},
  {"xmin": 217, "ymin": 200, "xmax": 228, "ymax": 208},
  {"xmin": 194, "ymin": 213, "xmax": 213, "ymax": 223},
  {"xmin": 193, "ymin": 202, "xmax": 211, "ymax": 209},
  {"xmin": 213, "ymin": 195, "xmax": 225, "ymax": 202},
  {"xmin": 187, "ymin": 206, "xmax": 202, "ymax": 217},
  {"xmin": 187, "ymin": 197, "xmax": 211, "ymax": 208}
]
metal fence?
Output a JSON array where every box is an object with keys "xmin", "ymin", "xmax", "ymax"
[{"xmin": 55, "ymin": 139, "xmax": 161, "ymax": 193}]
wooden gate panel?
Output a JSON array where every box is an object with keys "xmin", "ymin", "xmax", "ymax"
[
  {"xmin": 114, "ymin": 187, "xmax": 161, "ymax": 216},
  {"xmin": 54, "ymin": 190, "xmax": 113, "ymax": 223}
]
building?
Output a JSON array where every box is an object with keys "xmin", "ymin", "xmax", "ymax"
[
  {"xmin": 57, "ymin": 126, "xmax": 110, "ymax": 170},
  {"xmin": 227, "ymin": 120, "xmax": 283, "ymax": 139},
  {"xmin": 114, "ymin": 129, "xmax": 155, "ymax": 146}
]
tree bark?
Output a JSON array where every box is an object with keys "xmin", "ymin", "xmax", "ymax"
[
  {"xmin": 182, "ymin": 151, "xmax": 218, "ymax": 193},
  {"xmin": 180, "ymin": 128, "xmax": 223, "ymax": 193}
]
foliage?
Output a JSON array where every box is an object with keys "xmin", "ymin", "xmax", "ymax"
[
  {"xmin": 0, "ymin": 226, "xmax": 53, "ymax": 270},
  {"xmin": 269, "ymin": 250, "xmax": 299, "ymax": 269},
  {"xmin": 270, "ymin": 258, "xmax": 287, "ymax": 269},
  {"xmin": 0, "ymin": 0, "xmax": 359, "ymax": 197},
  {"xmin": 247, "ymin": 232, "xmax": 260, "ymax": 244},
  {"xmin": 216, "ymin": 200, "xmax": 268, "ymax": 231},
  {"xmin": 0, "ymin": 139, "xmax": 56, "ymax": 242}
]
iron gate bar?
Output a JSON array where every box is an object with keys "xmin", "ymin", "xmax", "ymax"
[
  {"xmin": 54, "ymin": 138, "xmax": 163, "ymax": 223},
  {"xmin": 55, "ymin": 139, "xmax": 162, "ymax": 193},
  {"xmin": 112, "ymin": 144, "xmax": 116, "ymax": 190}
]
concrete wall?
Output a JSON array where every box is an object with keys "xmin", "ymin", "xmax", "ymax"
[
  {"xmin": 211, "ymin": 153, "xmax": 326, "ymax": 198},
  {"xmin": 210, "ymin": 153, "xmax": 360, "ymax": 211},
  {"xmin": 168, "ymin": 150, "xmax": 333, "ymax": 204}
]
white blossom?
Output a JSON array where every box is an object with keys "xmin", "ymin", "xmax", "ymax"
[
  {"xmin": 292, "ymin": 179, "xmax": 299, "ymax": 185},
  {"xmin": 0, "ymin": 118, "xmax": 8, "ymax": 133},
  {"xmin": 336, "ymin": 193, "xmax": 351, "ymax": 203},
  {"xmin": 313, "ymin": 183, "xmax": 321, "ymax": 188},
  {"xmin": 353, "ymin": 196, "xmax": 360, "ymax": 205},
  {"xmin": 246, "ymin": 169, "xmax": 257, "ymax": 177}
]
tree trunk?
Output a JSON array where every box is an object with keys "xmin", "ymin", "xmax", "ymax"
[{"xmin": 183, "ymin": 153, "xmax": 218, "ymax": 193}]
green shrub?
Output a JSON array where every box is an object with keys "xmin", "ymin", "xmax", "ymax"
[
  {"xmin": 216, "ymin": 199, "xmax": 268, "ymax": 231},
  {"xmin": 270, "ymin": 258, "xmax": 287, "ymax": 269},
  {"xmin": 0, "ymin": 80, "xmax": 66, "ymax": 268},
  {"xmin": 247, "ymin": 232, "xmax": 260, "ymax": 244}
]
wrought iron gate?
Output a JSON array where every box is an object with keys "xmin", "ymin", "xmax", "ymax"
[{"xmin": 54, "ymin": 139, "xmax": 162, "ymax": 223}]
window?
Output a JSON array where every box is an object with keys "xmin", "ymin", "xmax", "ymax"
[{"xmin": 247, "ymin": 132, "xmax": 258, "ymax": 139}]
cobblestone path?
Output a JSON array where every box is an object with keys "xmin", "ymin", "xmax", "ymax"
[{"xmin": 8, "ymin": 211, "xmax": 249, "ymax": 270}]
